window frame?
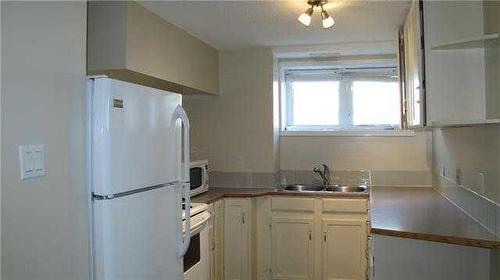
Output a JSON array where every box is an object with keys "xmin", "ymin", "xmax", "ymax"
[{"xmin": 282, "ymin": 67, "xmax": 402, "ymax": 133}]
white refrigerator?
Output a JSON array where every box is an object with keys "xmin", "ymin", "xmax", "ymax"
[{"xmin": 87, "ymin": 77, "xmax": 191, "ymax": 280}]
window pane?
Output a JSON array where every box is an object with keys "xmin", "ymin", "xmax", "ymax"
[
  {"xmin": 291, "ymin": 81, "xmax": 339, "ymax": 126},
  {"xmin": 352, "ymin": 81, "xmax": 400, "ymax": 126}
]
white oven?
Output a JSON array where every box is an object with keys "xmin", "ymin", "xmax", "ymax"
[
  {"xmin": 190, "ymin": 160, "xmax": 209, "ymax": 197},
  {"xmin": 183, "ymin": 203, "xmax": 210, "ymax": 280}
]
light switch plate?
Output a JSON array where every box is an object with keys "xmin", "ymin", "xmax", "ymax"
[{"xmin": 19, "ymin": 144, "xmax": 46, "ymax": 180}]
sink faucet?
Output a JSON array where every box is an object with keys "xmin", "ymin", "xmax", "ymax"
[{"xmin": 313, "ymin": 164, "xmax": 331, "ymax": 186}]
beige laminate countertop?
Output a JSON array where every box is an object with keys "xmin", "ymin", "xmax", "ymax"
[
  {"xmin": 370, "ymin": 187, "xmax": 500, "ymax": 249},
  {"xmin": 193, "ymin": 186, "xmax": 500, "ymax": 249}
]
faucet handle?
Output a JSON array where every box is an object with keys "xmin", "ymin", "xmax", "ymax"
[
  {"xmin": 321, "ymin": 164, "xmax": 332, "ymax": 185},
  {"xmin": 322, "ymin": 164, "xmax": 330, "ymax": 172},
  {"xmin": 314, "ymin": 163, "xmax": 327, "ymax": 171}
]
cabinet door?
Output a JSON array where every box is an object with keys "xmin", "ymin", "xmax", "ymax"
[
  {"xmin": 224, "ymin": 198, "xmax": 251, "ymax": 280},
  {"xmin": 322, "ymin": 219, "xmax": 367, "ymax": 280},
  {"xmin": 209, "ymin": 204, "xmax": 216, "ymax": 280},
  {"xmin": 271, "ymin": 217, "xmax": 314, "ymax": 280},
  {"xmin": 403, "ymin": 0, "xmax": 425, "ymax": 128},
  {"xmin": 209, "ymin": 200, "xmax": 224, "ymax": 280}
]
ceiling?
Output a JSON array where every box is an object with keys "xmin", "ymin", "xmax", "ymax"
[
  {"xmin": 140, "ymin": 0, "xmax": 410, "ymax": 50},
  {"xmin": 139, "ymin": 0, "xmax": 411, "ymax": 51}
]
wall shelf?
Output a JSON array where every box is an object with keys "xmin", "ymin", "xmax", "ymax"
[
  {"xmin": 431, "ymin": 33, "xmax": 499, "ymax": 50},
  {"xmin": 430, "ymin": 119, "xmax": 500, "ymax": 128}
]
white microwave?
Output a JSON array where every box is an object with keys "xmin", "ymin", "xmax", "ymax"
[{"xmin": 189, "ymin": 160, "xmax": 209, "ymax": 197}]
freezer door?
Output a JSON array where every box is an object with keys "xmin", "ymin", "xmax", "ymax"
[
  {"xmin": 91, "ymin": 77, "xmax": 181, "ymax": 195},
  {"xmin": 93, "ymin": 186, "xmax": 183, "ymax": 280}
]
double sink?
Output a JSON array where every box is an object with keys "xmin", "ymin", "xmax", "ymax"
[{"xmin": 282, "ymin": 184, "xmax": 367, "ymax": 193}]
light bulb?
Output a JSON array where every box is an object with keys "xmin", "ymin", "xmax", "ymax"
[
  {"xmin": 320, "ymin": 8, "xmax": 335, "ymax": 29},
  {"xmin": 298, "ymin": 7, "xmax": 313, "ymax": 27},
  {"xmin": 322, "ymin": 15, "xmax": 335, "ymax": 28}
]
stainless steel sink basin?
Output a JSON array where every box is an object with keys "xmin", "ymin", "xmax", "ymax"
[
  {"xmin": 283, "ymin": 184, "xmax": 324, "ymax": 192},
  {"xmin": 282, "ymin": 184, "xmax": 367, "ymax": 193},
  {"xmin": 325, "ymin": 185, "xmax": 367, "ymax": 193}
]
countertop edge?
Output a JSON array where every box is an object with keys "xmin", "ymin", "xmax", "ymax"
[
  {"xmin": 192, "ymin": 189, "xmax": 370, "ymax": 204},
  {"xmin": 371, "ymin": 226, "xmax": 500, "ymax": 249}
]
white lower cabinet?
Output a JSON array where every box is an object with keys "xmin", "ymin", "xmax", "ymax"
[
  {"xmin": 219, "ymin": 196, "xmax": 368, "ymax": 280},
  {"xmin": 268, "ymin": 197, "xmax": 369, "ymax": 280},
  {"xmin": 270, "ymin": 217, "xmax": 315, "ymax": 280},
  {"xmin": 322, "ymin": 219, "xmax": 367, "ymax": 280},
  {"xmin": 224, "ymin": 198, "xmax": 252, "ymax": 280}
]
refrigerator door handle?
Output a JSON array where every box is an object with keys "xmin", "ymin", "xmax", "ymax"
[{"xmin": 171, "ymin": 105, "xmax": 191, "ymax": 257}]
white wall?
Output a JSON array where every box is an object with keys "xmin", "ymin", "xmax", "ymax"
[
  {"xmin": 184, "ymin": 48, "xmax": 277, "ymax": 173},
  {"xmin": 280, "ymin": 132, "xmax": 432, "ymax": 171},
  {"xmin": 1, "ymin": 2, "xmax": 89, "ymax": 279}
]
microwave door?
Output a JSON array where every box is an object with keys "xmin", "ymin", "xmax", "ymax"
[{"xmin": 190, "ymin": 167, "xmax": 203, "ymax": 190}]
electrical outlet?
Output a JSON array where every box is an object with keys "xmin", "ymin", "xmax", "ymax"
[
  {"xmin": 440, "ymin": 165, "xmax": 446, "ymax": 178},
  {"xmin": 455, "ymin": 168, "xmax": 462, "ymax": 185},
  {"xmin": 479, "ymin": 172, "xmax": 486, "ymax": 194}
]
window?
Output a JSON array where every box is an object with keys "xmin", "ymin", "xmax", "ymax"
[{"xmin": 282, "ymin": 67, "xmax": 402, "ymax": 132}]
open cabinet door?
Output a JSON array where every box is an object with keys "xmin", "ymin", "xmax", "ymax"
[
  {"xmin": 396, "ymin": 27, "xmax": 407, "ymax": 129},
  {"xmin": 402, "ymin": 0, "xmax": 426, "ymax": 128}
]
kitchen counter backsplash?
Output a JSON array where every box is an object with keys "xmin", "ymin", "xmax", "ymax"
[
  {"xmin": 209, "ymin": 172, "xmax": 278, "ymax": 188},
  {"xmin": 209, "ymin": 170, "xmax": 432, "ymax": 188},
  {"xmin": 435, "ymin": 173, "xmax": 500, "ymax": 238}
]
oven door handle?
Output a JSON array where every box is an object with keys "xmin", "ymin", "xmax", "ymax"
[{"xmin": 190, "ymin": 212, "xmax": 211, "ymax": 235}]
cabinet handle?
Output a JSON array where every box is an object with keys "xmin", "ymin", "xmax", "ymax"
[
  {"xmin": 241, "ymin": 212, "xmax": 245, "ymax": 224},
  {"xmin": 309, "ymin": 231, "xmax": 312, "ymax": 241},
  {"xmin": 323, "ymin": 231, "xmax": 327, "ymax": 243}
]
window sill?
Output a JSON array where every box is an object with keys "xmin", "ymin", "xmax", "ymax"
[{"xmin": 280, "ymin": 130, "xmax": 415, "ymax": 137}]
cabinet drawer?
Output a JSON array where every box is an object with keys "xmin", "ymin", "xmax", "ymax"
[
  {"xmin": 271, "ymin": 197, "xmax": 315, "ymax": 212},
  {"xmin": 322, "ymin": 198, "xmax": 367, "ymax": 213}
]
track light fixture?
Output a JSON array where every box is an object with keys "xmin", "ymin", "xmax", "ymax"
[{"xmin": 298, "ymin": 0, "xmax": 335, "ymax": 29}]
